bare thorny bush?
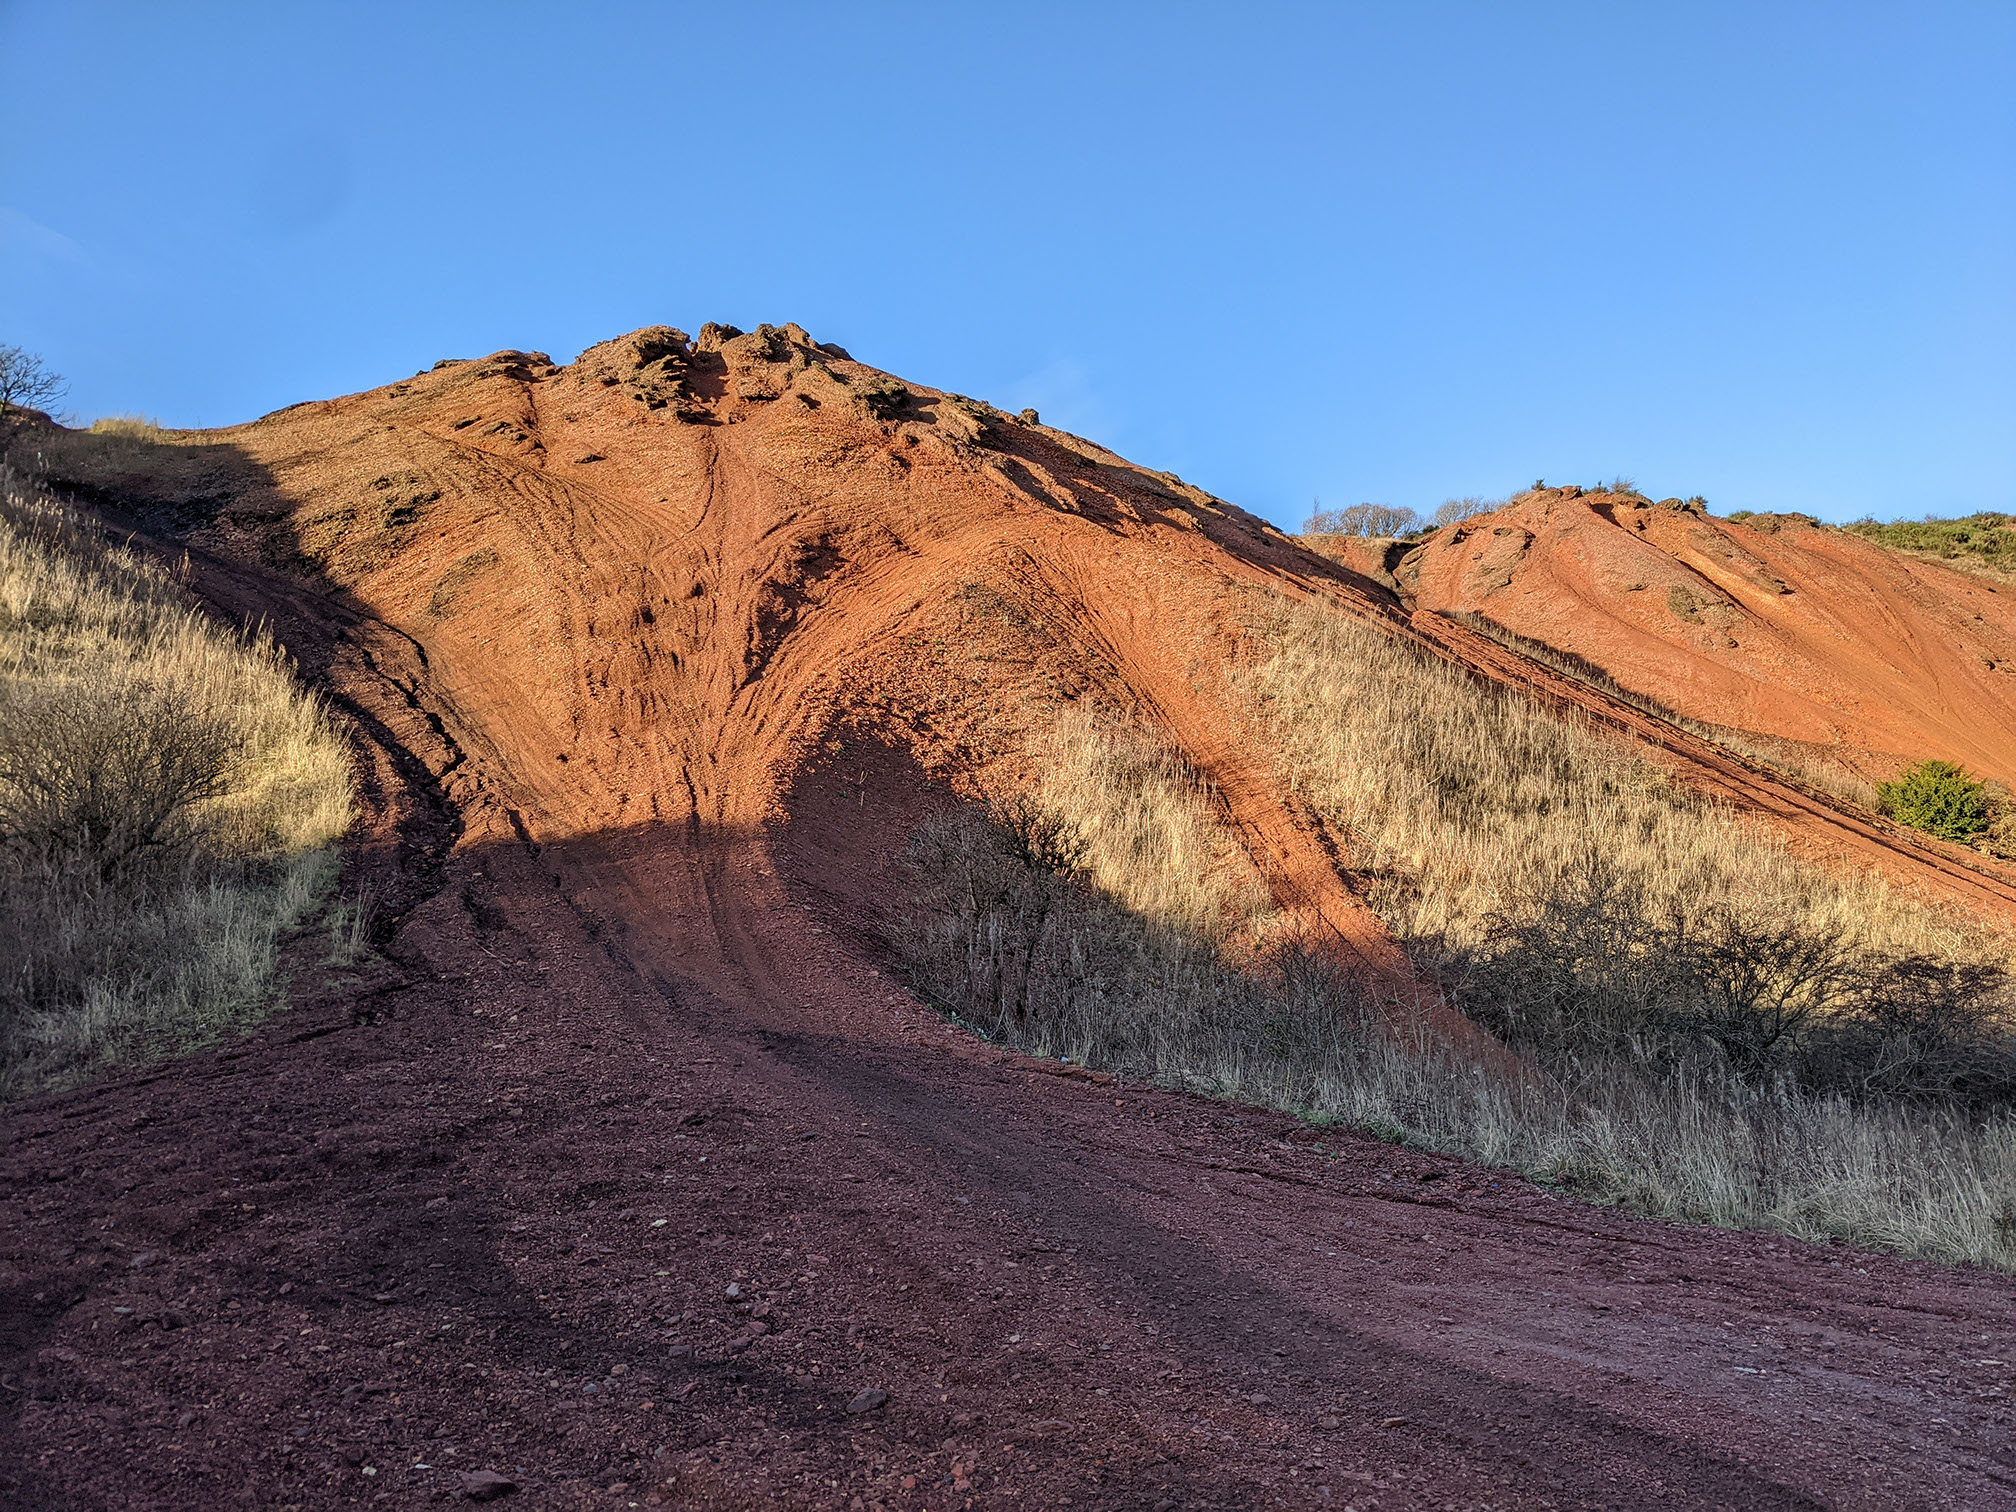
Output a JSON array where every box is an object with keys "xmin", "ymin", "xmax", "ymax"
[
  {"xmin": 0, "ymin": 464, "xmax": 353, "ymax": 1096},
  {"xmin": 897, "ymin": 598, "xmax": 2016, "ymax": 1268},
  {"xmin": 900, "ymin": 801, "xmax": 1390, "ymax": 1110},
  {"xmin": 0, "ymin": 679, "xmax": 242, "ymax": 879},
  {"xmin": 1450, "ymin": 853, "xmax": 2016, "ymax": 1112}
]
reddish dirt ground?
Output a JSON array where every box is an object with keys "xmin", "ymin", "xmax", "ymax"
[{"xmin": 5, "ymin": 327, "xmax": 2015, "ymax": 1510}]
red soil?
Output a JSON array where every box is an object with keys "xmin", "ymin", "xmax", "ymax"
[
  {"xmin": 1397, "ymin": 490, "xmax": 2016, "ymax": 787},
  {"xmin": 3, "ymin": 327, "xmax": 2014, "ymax": 1509}
]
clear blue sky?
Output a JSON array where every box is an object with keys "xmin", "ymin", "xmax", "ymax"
[{"xmin": 3, "ymin": 2, "xmax": 2010, "ymax": 526}]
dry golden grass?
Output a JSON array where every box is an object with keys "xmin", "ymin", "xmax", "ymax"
[
  {"xmin": 0, "ymin": 466, "xmax": 353, "ymax": 1098},
  {"xmin": 1243, "ymin": 600, "xmax": 1987, "ymax": 965},
  {"xmin": 87, "ymin": 415, "xmax": 174, "ymax": 442},
  {"xmin": 1033, "ymin": 706, "xmax": 1268, "ymax": 942},
  {"xmin": 1440, "ymin": 608, "xmax": 1881, "ymax": 808}
]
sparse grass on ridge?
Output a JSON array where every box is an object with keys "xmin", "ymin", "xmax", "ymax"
[
  {"xmin": 898, "ymin": 595, "xmax": 2016, "ymax": 1269},
  {"xmin": 0, "ymin": 464, "xmax": 353, "ymax": 1098},
  {"xmin": 88, "ymin": 414, "xmax": 175, "ymax": 443}
]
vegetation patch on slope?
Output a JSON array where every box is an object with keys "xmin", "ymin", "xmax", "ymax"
[
  {"xmin": 1435, "ymin": 608, "xmax": 1881, "ymax": 808},
  {"xmin": 1032, "ymin": 707, "xmax": 1270, "ymax": 942},
  {"xmin": 1878, "ymin": 759, "xmax": 1992, "ymax": 844},
  {"xmin": 0, "ymin": 466, "xmax": 353, "ymax": 1098},
  {"xmin": 1846, "ymin": 512, "xmax": 2016, "ymax": 575},
  {"xmin": 900, "ymin": 599, "xmax": 2016, "ymax": 1268}
]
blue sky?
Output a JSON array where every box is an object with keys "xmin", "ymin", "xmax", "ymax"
[{"xmin": 2, "ymin": 2, "xmax": 2010, "ymax": 526}]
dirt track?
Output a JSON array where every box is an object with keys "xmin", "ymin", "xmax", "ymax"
[
  {"xmin": 4, "ymin": 596, "xmax": 2014, "ymax": 1510},
  {"xmin": 5, "ymin": 328, "xmax": 2015, "ymax": 1509}
]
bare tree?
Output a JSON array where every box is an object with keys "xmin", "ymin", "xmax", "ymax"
[
  {"xmin": 0, "ymin": 345, "xmax": 66, "ymax": 419},
  {"xmin": 1304, "ymin": 501, "xmax": 1420, "ymax": 537},
  {"xmin": 1433, "ymin": 496, "xmax": 1495, "ymax": 528}
]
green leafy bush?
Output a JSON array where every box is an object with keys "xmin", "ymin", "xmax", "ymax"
[{"xmin": 1877, "ymin": 760, "xmax": 1990, "ymax": 843}]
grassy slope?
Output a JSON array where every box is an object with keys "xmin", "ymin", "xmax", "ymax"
[
  {"xmin": 901, "ymin": 596, "xmax": 2016, "ymax": 1268},
  {"xmin": 1845, "ymin": 512, "xmax": 2016, "ymax": 575},
  {"xmin": 0, "ymin": 463, "xmax": 354, "ymax": 1097}
]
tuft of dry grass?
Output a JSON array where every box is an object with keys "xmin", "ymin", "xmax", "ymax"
[
  {"xmin": 87, "ymin": 415, "xmax": 174, "ymax": 443},
  {"xmin": 0, "ymin": 466, "xmax": 353, "ymax": 1098},
  {"xmin": 1032, "ymin": 706, "xmax": 1268, "ymax": 942}
]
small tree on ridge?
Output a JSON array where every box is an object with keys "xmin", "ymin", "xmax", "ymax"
[
  {"xmin": 1304, "ymin": 501, "xmax": 1420, "ymax": 537},
  {"xmin": 0, "ymin": 345, "xmax": 66, "ymax": 420}
]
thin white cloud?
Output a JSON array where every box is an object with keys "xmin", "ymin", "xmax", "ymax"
[
  {"xmin": 997, "ymin": 356, "xmax": 1117, "ymax": 442},
  {"xmin": 0, "ymin": 207, "xmax": 87, "ymax": 263}
]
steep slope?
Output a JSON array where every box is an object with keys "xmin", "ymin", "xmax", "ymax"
[
  {"xmin": 1395, "ymin": 487, "xmax": 2016, "ymax": 786},
  {"xmin": 50, "ymin": 324, "xmax": 1470, "ymax": 1008},
  {"xmin": 48, "ymin": 334, "xmax": 2016, "ymax": 970}
]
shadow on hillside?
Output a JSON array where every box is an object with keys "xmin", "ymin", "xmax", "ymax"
[
  {"xmin": 2, "ymin": 420, "xmax": 468, "ymax": 930},
  {"xmin": 865, "ymin": 400, "xmax": 1413, "ymax": 612},
  {"xmin": 3, "ymin": 417, "xmax": 281, "ymax": 534}
]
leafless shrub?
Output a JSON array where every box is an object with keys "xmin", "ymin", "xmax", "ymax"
[
  {"xmin": 1450, "ymin": 856, "xmax": 2016, "ymax": 1111},
  {"xmin": 899, "ymin": 804, "xmax": 1381, "ymax": 1102},
  {"xmin": 1432, "ymin": 496, "xmax": 1500, "ymax": 528},
  {"xmin": 0, "ymin": 344, "xmax": 65, "ymax": 419},
  {"xmin": 1795, "ymin": 959, "xmax": 2016, "ymax": 1110},
  {"xmin": 0, "ymin": 678, "xmax": 242, "ymax": 878},
  {"xmin": 1304, "ymin": 502, "xmax": 1420, "ymax": 537},
  {"xmin": 986, "ymin": 792, "xmax": 1089, "ymax": 875}
]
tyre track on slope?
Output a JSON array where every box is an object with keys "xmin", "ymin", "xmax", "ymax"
[{"xmin": 1409, "ymin": 611, "xmax": 2016, "ymax": 920}]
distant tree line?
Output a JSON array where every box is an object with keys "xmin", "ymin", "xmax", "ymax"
[{"xmin": 1302, "ymin": 496, "xmax": 1500, "ymax": 537}]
